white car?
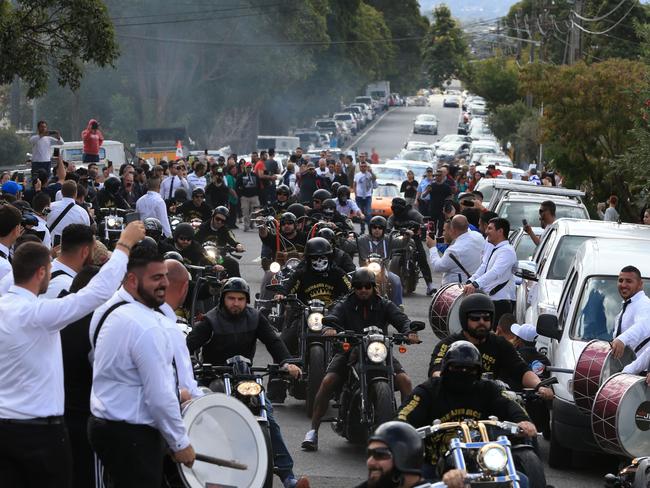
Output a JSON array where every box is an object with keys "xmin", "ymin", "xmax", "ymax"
[
  {"xmin": 396, "ymin": 149, "xmax": 435, "ymax": 164},
  {"xmin": 494, "ymin": 191, "xmax": 589, "ymax": 230},
  {"xmin": 413, "ymin": 114, "xmax": 438, "ymax": 135},
  {"xmin": 384, "ymin": 160, "xmax": 432, "ymax": 181},
  {"xmin": 535, "ymin": 238, "xmax": 650, "ymax": 467},
  {"xmin": 351, "ymin": 103, "xmax": 373, "ymax": 122},
  {"xmin": 404, "ymin": 141, "xmax": 436, "ymax": 152},
  {"xmin": 370, "ymin": 165, "xmax": 408, "ymax": 187},
  {"xmin": 334, "ymin": 113, "xmax": 358, "ymax": 135},
  {"xmin": 473, "ymin": 178, "xmax": 538, "ymax": 208}
]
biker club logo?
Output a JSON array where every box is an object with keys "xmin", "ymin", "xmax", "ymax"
[{"xmin": 635, "ymin": 401, "xmax": 650, "ymax": 431}]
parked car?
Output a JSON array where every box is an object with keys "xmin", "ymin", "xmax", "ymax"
[
  {"xmin": 404, "ymin": 141, "xmax": 436, "ymax": 152},
  {"xmin": 509, "ymin": 225, "xmax": 542, "ymax": 261},
  {"xmin": 342, "ymin": 106, "xmax": 366, "ymax": 128},
  {"xmin": 535, "ymin": 238, "xmax": 650, "ymax": 467},
  {"xmin": 351, "ymin": 103, "xmax": 373, "ymax": 122},
  {"xmin": 314, "ymin": 119, "xmax": 346, "ymax": 147},
  {"xmin": 371, "ymin": 165, "xmax": 408, "ymax": 187},
  {"xmin": 487, "ymin": 180, "xmax": 586, "ymax": 215},
  {"xmin": 396, "ymin": 149, "xmax": 435, "ymax": 164},
  {"xmin": 433, "ymin": 134, "xmax": 473, "ymax": 149},
  {"xmin": 435, "ymin": 141, "xmax": 470, "ymax": 162},
  {"xmin": 371, "ymin": 184, "xmax": 400, "ymax": 216},
  {"xmin": 413, "ymin": 114, "xmax": 438, "ymax": 135},
  {"xmin": 384, "ymin": 160, "xmax": 432, "ymax": 181},
  {"xmin": 493, "ymin": 191, "xmax": 589, "ymax": 231},
  {"xmin": 473, "ymin": 178, "xmax": 538, "ymax": 208},
  {"xmin": 334, "ymin": 112, "xmax": 358, "ymax": 135},
  {"xmin": 443, "ymin": 95, "xmax": 461, "ymax": 107}
]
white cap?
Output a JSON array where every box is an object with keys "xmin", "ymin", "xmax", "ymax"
[{"xmin": 511, "ymin": 323, "xmax": 537, "ymax": 343}]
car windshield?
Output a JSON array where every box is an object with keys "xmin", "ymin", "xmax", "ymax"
[
  {"xmin": 572, "ymin": 276, "xmax": 650, "ymax": 341},
  {"xmin": 417, "ymin": 115, "xmax": 437, "ymax": 122},
  {"xmin": 374, "ymin": 167, "xmax": 405, "ymax": 179},
  {"xmin": 316, "ymin": 121, "xmax": 335, "ymax": 128},
  {"xmin": 515, "ymin": 232, "xmax": 538, "ymax": 260},
  {"xmin": 499, "ymin": 202, "xmax": 588, "ymax": 227},
  {"xmin": 375, "ymin": 185, "xmax": 399, "ymax": 197},
  {"xmin": 547, "ymin": 236, "xmax": 593, "ymax": 280},
  {"xmin": 401, "ymin": 151, "xmax": 430, "ymax": 161}
]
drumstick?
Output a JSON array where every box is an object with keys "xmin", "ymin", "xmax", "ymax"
[{"xmin": 195, "ymin": 453, "xmax": 248, "ymax": 470}]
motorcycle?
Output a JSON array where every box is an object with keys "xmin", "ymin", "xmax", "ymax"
[
  {"xmin": 328, "ymin": 321, "xmax": 425, "ymax": 444},
  {"xmin": 417, "ymin": 418, "xmax": 528, "ymax": 488},
  {"xmin": 388, "ymin": 222, "xmax": 422, "ymax": 295},
  {"xmin": 99, "ymin": 207, "xmax": 134, "ymax": 249},
  {"xmin": 193, "ymin": 356, "xmax": 290, "ymax": 488},
  {"xmin": 364, "ymin": 252, "xmax": 393, "ymax": 301},
  {"xmin": 605, "ymin": 457, "xmax": 650, "ymax": 488},
  {"xmin": 255, "ymin": 257, "xmax": 301, "ymax": 330}
]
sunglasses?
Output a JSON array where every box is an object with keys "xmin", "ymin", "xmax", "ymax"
[
  {"xmin": 367, "ymin": 447, "xmax": 392, "ymax": 461},
  {"xmin": 354, "ymin": 284, "xmax": 373, "ymax": 290},
  {"xmin": 467, "ymin": 313, "xmax": 492, "ymax": 322},
  {"xmin": 193, "ymin": 195, "xmax": 205, "ymax": 199},
  {"xmin": 177, "ymin": 236, "xmax": 192, "ymax": 242},
  {"xmin": 448, "ymin": 364, "xmax": 478, "ymax": 374},
  {"xmin": 370, "ymin": 226, "xmax": 383, "ymax": 230},
  {"xmin": 214, "ymin": 218, "xmax": 226, "ymax": 223}
]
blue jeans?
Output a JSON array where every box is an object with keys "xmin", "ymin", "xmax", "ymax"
[
  {"xmin": 266, "ymin": 398, "xmax": 294, "ymax": 482},
  {"xmin": 387, "ymin": 271, "xmax": 403, "ymax": 306},
  {"xmin": 355, "ymin": 196, "xmax": 372, "ymax": 230}
]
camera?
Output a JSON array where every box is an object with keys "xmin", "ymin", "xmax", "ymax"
[{"xmin": 91, "ymin": 122, "xmax": 99, "ymax": 130}]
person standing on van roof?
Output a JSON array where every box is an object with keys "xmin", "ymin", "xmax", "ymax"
[
  {"xmin": 81, "ymin": 119, "xmax": 104, "ymax": 164},
  {"xmin": 30, "ymin": 120, "xmax": 63, "ymax": 180}
]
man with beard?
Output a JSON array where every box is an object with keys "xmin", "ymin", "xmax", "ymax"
[
  {"xmin": 88, "ymin": 240, "xmax": 195, "ymax": 487},
  {"xmin": 259, "ymin": 211, "xmax": 307, "ymax": 271},
  {"xmin": 0, "ymin": 221, "xmax": 144, "ymax": 487},
  {"xmin": 399, "ymin": 341, "xmax": 537, "ymax": 486},
  {"xmin": 427, "ymin": 294, "xmax": 554, "ymax": 401},
  {"xmin": 186, "ymin": 278, "xmax": 309, "ymax": 488},
  {"xmin": 43, "ymin": 224, "xmax": 95, "ymax": 298},
  {"xmin": 355, "ymin": 422, "xmax": 429, "ymax": 488},
  {"xmin": 523, "ymin": 200, "xmax": 556, "ymax": 246}
]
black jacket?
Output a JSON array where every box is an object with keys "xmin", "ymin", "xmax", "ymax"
[
  {"xmin": 387, "ymin": 208, "xmax": 424, "ymax": 230},
  {"xmin": 282, "ymin": 263, "xmax": 351, "ymax": 307},
  {"xmin": 195, "ymin": 221, "xmax": 238, "ymax": 247},
  {"xmin": 186, "ymin": 306, "xmax": 290, "ymax": 366},
  {"xmin": 327, "ymin": 293, "xmax": 411, "ymax": 335},
  {"xmin": 179, "ymin": 200, "xmax": 212, "ymax": 223},
  {"xmin": 398, "ymin": 377, "xmax": 530, "ymax": 465},
  {"xmin": 333, "ymin": 248, "xmax": 355, "ymax": 273}
]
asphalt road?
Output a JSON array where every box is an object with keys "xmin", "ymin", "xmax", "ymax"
[{"xmin": 233, "ymin": 95, "xmax": 609, "ymax": 487}]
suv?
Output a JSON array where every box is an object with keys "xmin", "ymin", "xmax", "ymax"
[
  {"xmin": 535, "ymin": 238, "xmax": 650, "ymax": 467},
  {"xmin": 473, "ymin": 179, "xmax": 537, "ymax": 208},
  {"xmin": 493, "ymin": 191, "xmax": 589, "ymax": 231},
  {"xmin": 488, "ymin": 181, "xmax": 585, "ymax": 214},
  {"xmin": 333, "ymin": 112, "xmax": 358, "ymax": 135},
  {"xmin": 314, "ymin": 119, "xmax": 348, "ymax": 147}
]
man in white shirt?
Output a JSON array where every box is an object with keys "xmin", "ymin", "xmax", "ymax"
[
  {"xmin": 29, "ymin": 120, "xmax": 63, "ymax": 179},
  {"xmin": 463, "ymin": 217, "xmax": 518, "ymax": 325},
  {"xmin": 352, "ymin": 160, "xmax": 376, "ymax": 233},
  {"xmin": 88, "ymin": 243, "xmax": 195, "ymax": 487},
  {"xmin": 0, "ymin": 221, "xmax": 143, "ymax": 487},
  {"xmin": 136, "ymin": 177, "xmax": 172, "ymax": 237},
  {"xmin": 186, "ymin": 161, "xmax": 207, "ymax": 191},
  {"xmin": 610, "ymin": 266, "xmax": 650, "ymax": 359},
  {"xmin": 0, "ymin": 204, "xmax": 22, "ymax": 281},
  {"xmin": 47, "ymin": 180, "xmax": 90, "ymax": 246},
  {"xmin": 160, "ymin": 161, "xmax": 190, "ymax": 201},
  {"xmin": 426, "ymin": 215, "xmax": 485, "ymax": 285},
  {"xmin": 43, "ymin": 224, "xmax": 95, "ymax": 299},
  {"xmin": 159, "ymin": 258, "xmax": 203, "ymax": 400}
]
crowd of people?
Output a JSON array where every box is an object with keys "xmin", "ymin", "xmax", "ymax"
[{"xmin": 0, "ymin": 117, "xmax": 648, "ymax": 488}]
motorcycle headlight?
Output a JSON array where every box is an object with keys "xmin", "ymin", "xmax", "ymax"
[
  {"xmin": 367, "ymin": 341, "xmax": 388, "ymax": 363},
  {"xmin": 367, "ymin": 262, "xmax": 381, "ymax": 274},
  {"xmin": 477, "ymin": 443, "xmax": 508, "ymax": 473},
  {"xmin": 270, "ymin": 261, "xmax": 281, "ymax": 273},
  {"xmin": 106, "ymin": 217, "xmax": 121, "ymax": 229},
  {"xmin": 236, "ymin": 381, "xmax": 262, "ymax": 397},
  {"xmin": 307, "ymin": 312, "xmax": 324, "ymax": 331}
]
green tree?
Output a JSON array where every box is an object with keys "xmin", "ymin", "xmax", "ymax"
[
  {"xmin": 422, "ymin": 5, "xmax": 469, "ymax": 88},
  {"xmin": 0, "ymin": 129, "xmax": 30, "ymax": 166},
  {"xmin": 0, "ymin": 0, "xmax": 119, "ymax": 97},
  {"xmin": 464, "ymin": 57, "xmax": 520, "ymax": 108},
  {"xmin": 487, "ymin": 101, "xmax": 535, "ymax": 162}
]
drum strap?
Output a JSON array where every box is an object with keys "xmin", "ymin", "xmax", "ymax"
[
  {"xmin": 92, "ymin": 301, "xmax": 128, "ymax": 348},
  {"xmin": 635, "ymin": 336, "xmax": 650, "ymax": 353},
  {"xmin": 448, "ymin": 253, "xmax": 471, "ymax": 281}
]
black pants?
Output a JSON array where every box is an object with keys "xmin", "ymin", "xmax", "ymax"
[
  {"xmin": 88, "ymin": 416, "xmax": 165, "ymax": 488},
  {"xmin": 0, "ymin": 419, "xmax": 73, "ymax": 488},
  {"xmin": 493, "ymin": 300, "xmax": 515, "ymax": 330},
  {"xmin": 65, "ymin": 411, "xmax": 96, "ymax": 488},
  {"xmin": 413, "ymin": 237, "xmax": 433, "ymax": 284}
]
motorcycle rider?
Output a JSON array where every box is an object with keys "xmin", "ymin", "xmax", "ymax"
[
  {"xmin": 357, "ymin": 215, "xmax": 403, "ymax": 306},
  {"xmin": 354, "ymin": 421, "xmax": 430, "ymax": 488},
  {"xmin": 398, "ymin": 341, "xmax": 539, "ymax": 487},
  {"xmin": 159, "ymin": 222, "xmax": 208, "ymax": 266},
  {"xmin": 95, "ymin": 176, "xmax": 130, "ymax": 221},
  {"xmin": 259, "ymin": 211, "xmax": 308, "ymax": 270},
  {"xmin": 316, "ymin": 227, "xmax": 355, "ymax": 273},
  {"xmin": 306, "ymin": 189, "xmax": 332, "ymax": 217},
  {"xmin": 273, "ymin": 184, "xmax": 294, "ymax": 215},
  {"xmin": 186, "ymin": 278, "xmax": 309, "ymax": 488},
  {"xmin": 178, "ymin": 187, "xmax": 212, "ymax": 222},
  {"xmin": 386, "ymin": 197, "xmax": 435, "ymax": 296},
  {"xmin": 336, "ymin": 185, "xmax": 364, "ymax": 221},
  {"xmin": 302, "ymin": 268, "xmax": 419, "ymax": 451},
  {"xmin": 195, "ymin": 206, "xmax": 244, "ymax": 278},
  {"xmin": 428, "ymin": 294, "xmax": 554, "ymax": 399}
]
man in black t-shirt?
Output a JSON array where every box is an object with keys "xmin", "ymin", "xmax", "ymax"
[
  {"xmin": 422, "ymin": 169, "xmax": 451, "ymax": 237},
  {"xmin": 204, "ymin": 167, "xmax": 231, "ymax": 208},
  {"xmin": 400, "ymin": 171, "xmax": 419, "ymax": 206}
]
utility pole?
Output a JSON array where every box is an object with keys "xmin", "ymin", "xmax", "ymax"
[{"xmin": 569, "ymin": 0, "xmax": 584, "ymax": 64}]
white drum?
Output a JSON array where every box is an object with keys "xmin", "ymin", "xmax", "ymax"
[{"xmin": 179, "ymin": 393, "xmax": 268, "ymax": 488}]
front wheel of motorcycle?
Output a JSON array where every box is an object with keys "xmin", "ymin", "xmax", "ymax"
[
  {"xmin": 370, "ymin": 381, "xmax": 395, "ymax": 432},
  {"xmin": 306, "ymin": 344, "xmax": 326, "ymax": 418}
]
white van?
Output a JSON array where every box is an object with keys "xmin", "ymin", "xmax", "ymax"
[
  {"xmin": 535, "ymin": 238, "xmax": 650, "ymax": 467},
  {"xmin": 256, "ymin": 136, "xmax": 300, "ymax": 156},
  {"xmin": 54, "ymin": 140, "xmax": 126, "ymax": 168}
]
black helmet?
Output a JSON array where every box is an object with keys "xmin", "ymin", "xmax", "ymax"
[
  {"xmin": 459, "ymin": 294, "xmax": 494, "ymax": 330},
  {"xmin": 287, "ymin": 203, "xmax": 306, "ymax": 218},
  {"xmin": 279, "ymin": 211, "xmax": 297, "ymax": 225},
  {"xmin": 330, "ymin": 182, "xmax": 341, "ymax": 195},
  {"xmin": 351, "ymin": 268, "xmax": 376, "ymax": 287},
  {"xmin": 391, "ymin": 196, "xmax": 407, "ymax": 212},
  {"xmin": 322, "ymin": 198, "xmax": 337, "ymax": 216},
  {"xmin": 440, "ymin": 340, "xmax": 482, "ymax": 375},
  {"xmin": 312, "ymin": 188, "xmax": 331, "ymax": 202},
  {"xmin": 173, "ymin": 187, "xmax": 188, "ymax": 202},
  {"xmin": 276, "ymin": 184, "xmax": 291, "ymax": 197},
  {"xmin": 163, "ymin": 251, "xmax": 184, "ymax": 262},
  {"xmin": 316, "ymin": 227, "xmax": 336, "ymax": 245},
  {"xmin": 192, "ymin": 187, "xmax": 205, "ymax": 197},
  {"xmin": 219, "ymin": 277, "xmax": 250, "ymax": 305},
  {"xmin": 140, "ymin": 236, "xmax": 160, "ymax": 251},
  {"xmin": 368, "ymin": 421, "xmax": 423, "ymax": 475},
  {"xmin": 173, "ymin": 222, "xmax": 194, "ymax": 241},
  {"xmin": 304, "ymin": 237, "xmax": 332, "ymax": 258},
  {"xmin": 212, "ymin": 206, "xmax": 229, "ymax": 218},
  {"xmin": 369, "ymin": 215, "xmax": 387, "ymax": 229},
  {"xmin": 337, "ymin": 185, "xmax": 350, "ymax": 200},
  {"xmin": 144, "ymin": 217, "xmax": 163, "ymax": 240},
  {"xmin": 104, "ymin": 177, "xmax": 121, "ymax": 194}
]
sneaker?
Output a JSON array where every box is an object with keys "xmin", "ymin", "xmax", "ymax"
[
  {"xmin": 301, "ymin": 429, "xmax": 318, "ymax": 451},
  {"xmin": 426, "ymin": 283, "xmax": 437, "ymax": 296},
  {"xmin": 283, "ymin": 476, "xmax": 311, "ymax": 488}
]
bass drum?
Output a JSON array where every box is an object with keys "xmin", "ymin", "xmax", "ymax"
[
  {"xmin": 428, "ymin": 283, "xmax": 464, "ymax": 339},
  {"xmin": 573, "ymin": 340, "xmax": 636, "ymax": 414},
  {"xmin": 179, "ymin": 393, "xmax": 268, "ymax": 488},
  {"xmin": 591, "ymin": 373, "xmax": 650, "ymax": 458}
]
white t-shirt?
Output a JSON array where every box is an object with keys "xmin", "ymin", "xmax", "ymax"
[
  {"xmin": 354, "ymin": 171, "xmax": 374, "ymax": 198},
  {"xmin": 29, "ymin": 135, "xmax": 63, "ymax": 163}
]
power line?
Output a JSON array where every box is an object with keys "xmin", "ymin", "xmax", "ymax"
[
  {"xmin": 572, "ymin": 0, "xmax": 630, "ymax": 22},
  {"xmin": 109, "ymin": 2, "xmax": 282, "ymax": 22},
  {"xmin": 571, "ymin": 2, "xmax": 637, "ymax": 36}
]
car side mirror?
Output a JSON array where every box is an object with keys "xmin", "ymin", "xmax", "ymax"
[
  {"xmin": 514, "ymin": 260, "xmax": 537, "ymax": 281},
  {"xmin": 537, "ymin": 314, "xmax": 562, "ymax": 341}
]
